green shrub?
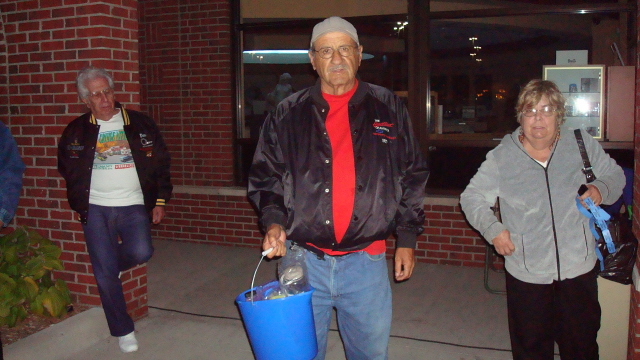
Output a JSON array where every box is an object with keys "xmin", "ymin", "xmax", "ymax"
[{"xmin": 0, "ymin": 226, "xmax": 71, "ymax": 327}]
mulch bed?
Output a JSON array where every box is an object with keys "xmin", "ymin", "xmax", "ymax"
[{"xmin": 1, "ymin": 303, "xmax": 92, "ymax": 347}]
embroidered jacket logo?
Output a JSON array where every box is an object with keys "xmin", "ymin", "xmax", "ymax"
[{"xmin": 372, "ymin": 119, "xmax": 396, "ymax": 141}]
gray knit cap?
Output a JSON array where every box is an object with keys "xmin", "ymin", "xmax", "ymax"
[{"xmin": 310, "ymin": 17, "xmax": 359, "ymax": 47}]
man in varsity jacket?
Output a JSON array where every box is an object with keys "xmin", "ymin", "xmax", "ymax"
[{"xmin": 57, "ymin": 66, "xmax": 172, "ymax": 353}]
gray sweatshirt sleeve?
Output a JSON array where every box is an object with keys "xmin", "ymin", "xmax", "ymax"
[
  {"xmin": 581, "ymin": 129, "xmax": 625, "ymax": 204},
  {"xmin": 459, "ymin": 150, "xmax": 506, "ymax": 244}
]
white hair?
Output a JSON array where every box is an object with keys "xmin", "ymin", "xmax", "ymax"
[{"xmin": 76, "ymin": 66, "xmax": 115, "ymax": 99}]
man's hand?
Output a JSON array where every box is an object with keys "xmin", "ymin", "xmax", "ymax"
[
  {"xmin": 493, "ymin": 229, "xmax": 515, "ymax": 256},
  {"xmin": 578, "ymin": 184, "xmax": 603, "ymax": 208},
  {"xmin": 152, "ymin": 206, "xmax": 165, "ymax": 224},
  {"xmin": 394, "ymin": 247, "xmax": 415, "ymax": 281},
  {"xmin": 263, "ymin": 224, "xmax": 287, "ymax": 258}
]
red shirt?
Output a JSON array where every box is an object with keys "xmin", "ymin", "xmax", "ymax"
[{"xmin": 317, "ymin": 81, "xmax": 386, "ymax": 256}]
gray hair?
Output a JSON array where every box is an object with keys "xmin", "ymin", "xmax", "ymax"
[
  {"xmin": 76, "ymin": 66, "xmax": 115, "ymax": 99},
  {"xmin": 515, "ymin": 79, "xmax": 566, "ymax": 125}
]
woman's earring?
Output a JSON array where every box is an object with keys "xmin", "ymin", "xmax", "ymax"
[{"xmin": 518, "ymin": 127, "xmax": 525, "ymax": 144}]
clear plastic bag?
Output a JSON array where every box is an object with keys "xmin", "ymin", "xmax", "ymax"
[
  {"xmin": 278, "ymin": 244, "xmax": 310, "ymax": 296},
  {"xmin": 247, "ymin": 244, "xmax": 311, "ymax": 302}
]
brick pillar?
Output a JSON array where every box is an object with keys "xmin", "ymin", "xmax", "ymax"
[
  {"xmin": 138, "ymin": 0, "xmax": 234, "ymax": 187},
  {"xmin": 0, "ymin": 1, "xmax": 148, "ymax": 320}
]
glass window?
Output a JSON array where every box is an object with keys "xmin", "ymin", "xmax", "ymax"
[
  {"xmin": 240, "ymin": 19, "xmax": 409, "ymax": 139},
  {"xmin": 426, "ymin": 7, "xmax": 635, "ymax": 195},
  {"xmin": 234, "ymin": 1, "xmax": 635, "ymax": 190},
  {"xmin": 429, "ymin": 12, "xmax": 627, "ymax": 140},
  {"xmin": 236, "ymin": 14, "xmax": 409, "ymax": 184}
]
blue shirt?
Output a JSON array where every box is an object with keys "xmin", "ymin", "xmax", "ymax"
[{"xmin": 0, "ymin": 122, "xmax": 25, "ymax": 226}]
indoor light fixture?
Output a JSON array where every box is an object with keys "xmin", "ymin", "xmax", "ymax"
[{"xmin": 243, "ymin": 50, "xmax": 374, "ymax": 64}]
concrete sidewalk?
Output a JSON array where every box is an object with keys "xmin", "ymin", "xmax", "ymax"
[{"xmin": 4, "ymin": 240, "xmax": 515, "ymax": 360}]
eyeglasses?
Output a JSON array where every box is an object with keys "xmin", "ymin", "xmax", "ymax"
[
  {"xmin": 87, "ymin": 88, "xmax": 114, "ymax": 99},
  {"xmin": 312, "ymin": 45, "xmax": 360, "ymax": 59},
  {"xmin": 522, "ymin": 105, "xmax": 556, "ymax": 118}
]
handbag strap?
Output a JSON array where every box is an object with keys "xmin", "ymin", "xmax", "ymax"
[
  {"xmin": 574, "ymin": 129, "xmax": 596, "ymax": 183},
  {"xmin": 576, "ymin": 197, "xmax": 616, "ymax": 272}
]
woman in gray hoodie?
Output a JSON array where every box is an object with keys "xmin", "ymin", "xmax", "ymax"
[{"xmin": 461, "ymin": 79, "xmax": 624, "ymax": 360}]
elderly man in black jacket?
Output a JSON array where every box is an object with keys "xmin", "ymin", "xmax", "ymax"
[
  {"xmin": 57, "ymin": 66, "xmax": 172, "ymax": 353},
  {"xmin": 248, "ymin": 17, "xmax": 428, "ymax": 360}
]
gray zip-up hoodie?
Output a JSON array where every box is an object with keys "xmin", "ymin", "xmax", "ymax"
[{"xmin": 460, "ymin": 125, "xmax": 624, "ymax": 284}]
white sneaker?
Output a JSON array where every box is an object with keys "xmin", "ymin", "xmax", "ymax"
[{"xmin": 118, "ymin": 331, "xmax": 138, "ymax": 353}]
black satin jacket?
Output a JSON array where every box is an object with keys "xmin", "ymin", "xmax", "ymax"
[
  {"xmin": 248, "ymin": 80, "xmax": 429, "ymax": 252},
  {"xmin": 57, "ymin": 105, "xmax": 172, "ymax": 223}
]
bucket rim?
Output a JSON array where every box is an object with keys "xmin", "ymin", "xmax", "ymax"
[{"xmin": 235, "ymin": 286, "xmax": 315, "ymax": 304}]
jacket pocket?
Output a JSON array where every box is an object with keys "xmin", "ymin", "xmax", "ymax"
[{"xmin": 509, "ymin": 233, "xmax": 555, "ymax": 274}]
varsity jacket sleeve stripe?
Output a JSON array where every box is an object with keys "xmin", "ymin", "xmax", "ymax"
[{"xmin": 152, "ymin": 125, "xmax": 172, "ymax": 206}]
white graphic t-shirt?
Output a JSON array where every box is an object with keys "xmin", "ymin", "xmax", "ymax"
[{"xmin": 89, "ymin": 110, "xmax": 145, "ymax": 206}]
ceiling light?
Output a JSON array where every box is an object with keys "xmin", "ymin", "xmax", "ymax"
[{"xmin": 243, "ymin": 50, "xmax": 374, "ymax": 64}]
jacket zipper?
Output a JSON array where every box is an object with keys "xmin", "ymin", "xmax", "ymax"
[
  {"xmin": 517, "ymin": 133, "xmax": 561, "ymax": 279},
  {"xmin": 544, "ymin": 168, "xmax": 561, "ymax": 281}
]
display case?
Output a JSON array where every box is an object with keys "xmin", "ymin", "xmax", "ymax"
[{"xmin": 543, "ymin": 65, "xmax": 605, "ymax": 139}]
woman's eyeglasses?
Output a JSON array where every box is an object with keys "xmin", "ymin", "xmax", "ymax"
[{"xmin": 522, "ymin": 105, "xmax": 556, "ymax": 118}]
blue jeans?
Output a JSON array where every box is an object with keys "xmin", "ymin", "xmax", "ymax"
[
  {"xmin": 304, "ymin": 249, "xmax": 392, "ymax": 360},
  {"xmin": 82, "ymin": 204, "xmax": 154, "ymax": 336}
]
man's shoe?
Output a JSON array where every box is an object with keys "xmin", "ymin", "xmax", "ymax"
[{"xmin": 118, "ymin": 331, "xmax": 138, "ymax": 353}]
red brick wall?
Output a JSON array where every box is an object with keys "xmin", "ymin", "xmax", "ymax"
[
  {"xmin": 152, "ymin": 192, "xmax": 490, "ymax": 266},
  {"xmin": 138, "ymin": 0, "xmax": 234, "ymax": 188},
  {"xmin": 0, "ymin": 0, "xmax": 147, "ymax": 320},
  {"xmin": 421, "ymin": 203, "xmax": 488, "ymax": 266},
  {"xmin": 157, "ymin": 191, "xmax": 262, "ymax": 246}
]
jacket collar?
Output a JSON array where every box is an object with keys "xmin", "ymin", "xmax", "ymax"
[
  {"xmin": 88, "ymin": 102, "xmax": 129, "ymax": 125},
  {"xmin": 507, "ymin": 124, "xmax": 568, "ymax": 154},
  {"xmin": 309, "ymin": 78, "xmax": 369, "ymax": 107}
]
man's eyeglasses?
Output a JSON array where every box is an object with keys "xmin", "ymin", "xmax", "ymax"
[
  {"xmin": 312, "ymin": 45, "xmax": 360, "ymax": 59},
  {"xmin": 87, "ymin": 88, "xmax": 114, "ymax": 99},
  {"xmin": 522, "ymin": 105, "xmax": 556, "ymax": 118}
]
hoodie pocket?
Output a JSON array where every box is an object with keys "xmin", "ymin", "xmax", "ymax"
[
  {"xmin": 508, "ymin": 233, "xmax": 526, "ymax": 271},
  {"xmin": 509, "ymin": 233, "xmax": 555, "ymax": 274}
]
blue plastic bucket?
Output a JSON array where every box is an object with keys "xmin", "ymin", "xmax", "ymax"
[{"xmin": 236, "ymin": 280, "xmax": 317, "ymax": 360}]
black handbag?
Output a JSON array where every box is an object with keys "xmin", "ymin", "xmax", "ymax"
[
  {"xmin": 575, "ymin": 129, "xmax": 637, "ymax": 285},
  {"xmin": 595, "ymin": 212, "xmax": 636, "ymax": 284}
]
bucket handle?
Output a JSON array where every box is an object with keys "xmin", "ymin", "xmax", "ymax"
[{"xmin": 250, "ymin": 247, "xmax": 274, "ymax": 304}]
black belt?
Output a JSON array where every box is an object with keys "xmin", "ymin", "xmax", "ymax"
[{"xmin": 294, "ymin": 241, "xmax": 372, "ymax": 260}]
